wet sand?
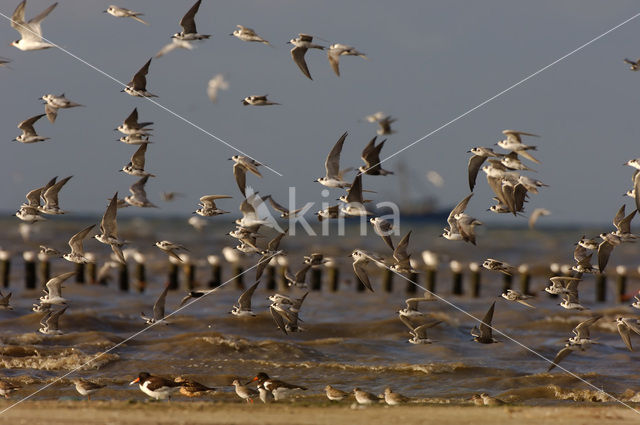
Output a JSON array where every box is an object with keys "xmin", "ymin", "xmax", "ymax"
[{"xmin": 0, "ymin": 401, "xmax": 637, "ymax": 425}]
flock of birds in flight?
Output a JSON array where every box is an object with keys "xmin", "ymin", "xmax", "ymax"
[{"xmin": 2, "ymin": 0, "xmax": 640, "ymax": 405}]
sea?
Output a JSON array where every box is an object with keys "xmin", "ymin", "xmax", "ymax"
[{"xmin": 0, "ymin": 215, "xmax": 639, "ymax": 405}]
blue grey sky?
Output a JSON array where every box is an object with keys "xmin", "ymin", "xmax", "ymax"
[{"xmin": 1, "ymin": 0, "xmax": 639, "ymax": 225}]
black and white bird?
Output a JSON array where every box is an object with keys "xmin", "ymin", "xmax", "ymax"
[
  {"xmin": 130, "ymin": 372, "xmax": 180, "ymax": 400},
  {"xmin": 471, "ymin": 301, "xmax": 498, "ymax": 344},
  {"xmin": 140, "ymin": 283, "xmax": 170, "ymax": 324},
  {"xmin": 171, "ymin": 0, "xmax": 210, "ymax": 41},
  {"xmin": 122, "ymin": 58, "xmax": 156, "ymax": 97}
]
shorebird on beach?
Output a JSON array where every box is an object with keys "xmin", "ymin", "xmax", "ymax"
[
  {"xmin": 174, "ymin": 377, "xmax": 216, "ymax": 397},
  {"xmin": 10, "ymin": 0, "xmax": 57, "ymax": 51},
  {"xmin": 383, "ymin": 387, "xmax": 410, "ymax": 405},
  {"xmin": 0, "ymin": 381, "xmax": 20, "ymax": 399},
  {"xmin": 130, "ymin": 372, "xmax": 180, "ymax": 400},
  {"xmin": 353, "ymin": 388, "xmax": 380, "ymax": 405},
  {"xmin": 325, "ymin": 385, "xmax": 350, "ymax": 401},
  {"xmin": 232, "ymin": 379, "xmax": 258, "ymax": 403},
  {"xmin": 72, "ymin": 379, "xmax": 105, "ymax": 401}
]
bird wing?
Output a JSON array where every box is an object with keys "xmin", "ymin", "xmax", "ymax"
[
  {"xmin": 130, "ymin": 175, "xmax": 150, "ymax": 197},
  {"xmin": 267, "ymin": 229, "xmax": 287, "ymax": 251},
  {"xmin": 479, "ymin": 301, "xmax": 495, "ymax": 339},
  {"xmin": 613, "ymin": 204, "xmax": 626, "ymax": 230},
  {"xmin": 233, "ymin": 163, "xmax": 247, "ymax": 197},
  {"xmin": 25, "ymin": 186, "xmax": 44, "ymax": 207},
  {"xmin": 291, "ymin": 46, "xmax": 311, "ymax": 79},
  {"xmin": 634, "ymin": 171, "xmax": 640, "ymax": 213},
  {"xmin": 46, "ymin": 271, "xmax": 75, "ymax": 298},
  {"xmin": 47, "ymin": 305, "xmax": 67, "ymax": 330},
  {"xmin": 130, "ymin": 143, "xmax": 148, "ymax": 169},
  {"xmin": 18, "ymin": 114, "xmax": 46, "ymax": 136},
  {"xmin": 68, "ymin": 224, "xmax": 95, "ymax": 255},
  {"xmin": 123, "ymin": 108, "xmax": 139, "ymax": 128},
  {"xmin": 238, "ymin": 281, "xmax": 260, "ymax": 310},
  {"xmin": 130, "ymin": 58, "xmax": 152, "ymax": 90},
  {"xmin": 597, "ymin": 241, "xmax": 614, "ymax": 273},
  {"xmin": 399, "ymin": 314, "xmax": 416, "ymax": 331},
  {"xmin": 574, "ymin": 315, "xmax": 600, "ymax": 339},
  {"xmin": 327, "ymin": 48, "xmax": 341, "ymax": 76},
  {"xmin": 617, "ymin": 210, "xmax": 636, "ymax": 235},
  {"xmin": 43, "ymin": 175, "xmax": 72, "ymax": 210},
  {"xmin": 467, "ymin": 155, "xmax": 486, "ymax": 192},
  {"xmin": 270, "ymin": 306, "xmax": 288, "ymax": 334},
  {"xmin": 101, "ymin": 193, "xmax": 119, "ymax": 237},
  {"xmin": 294, "ymin": 264, "xmax": 312, "ymax": 282},
  {"xmin": 617, "ymin": 322, "xmax": 633, "ymax": 351},
  {"xmin": 353, "ymin": 262, "xmax": 374, "ymax": 292},
  {"xmin": 393, "ymin": 231, "xmax": 412, "ymax": 264},
  {"xmin": 44, "ymin": 104, "xmax": 58, "ymax": 123},
  {"xmin": 153, "ymin": 284, "xmax": 170, "ymax": 321},
  {"xmin": 325, "ymin": 132, "xmax": 348, "ymax": 179},
  {"xmin": 179, "ymin": 0, "xmax": 201, "ymax": 34},
  {"xmin": 548, "ymin": 346, "xmax": 573, "ymax": 371},
  {"xmin": 345, "ymin": 174, "xmax": 364, "ymax": 203}
]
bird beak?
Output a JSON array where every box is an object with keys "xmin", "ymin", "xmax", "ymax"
[
  {"xmin": 102, "ymin": 10, "xmax": 108, "ymax": 13},
  {"xmin": 120, "ymin": 89, "xmax": 125, "ymax": 92},
  {"xmin": 229, "ymin": 33, "xmax": 234, "ymax": 36},
  {"xmin": 129, "ymin": 378, "xmax": 140, "ymax": 385}
]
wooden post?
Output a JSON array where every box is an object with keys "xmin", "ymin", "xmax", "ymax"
[
  {"xmin": 595, "ymin": 273, "xmax": 607, "ymax": 302},
  {"xmin": 310, "ymin": 266, "xmax": 323, "ymax": 291},
  {"xmin": 183, "ymin": 256, "xmax": 196, "ymax": 291},
  {"xmin": 422, "ymin": 251, "xmax": 439, "ymax": 294},
  {"xmin": 133, "ymin": 252, "xmax": 146, "ymax": 293},
  {"xmin": 37, "ymin": 251, "xmax": 50, "ymax": 288},
  {"xmin": 518, "ymin": 264, "xmax": 531, "ymax": 296},
  {"xmin": 326, "ymin": 259, "xmax": 339, "ymax": 292},
  {"xmin": 469, "ymin": 262, "xmax": 481, "ymax": 298},
  {"xmin": 85, "ymin": 253, "xmax": 96, "ymax": 284},
  {"xmin": 502, "ymin": 273, "xmax": 512, "ymax": 292},
  {"xmin": 118, "ymin": 262, "xmax": 129, "ymax": 292},
  {"xmin": 265, "ymin": 261, "xmax": 276, "ymax": 291},
  {"xmin": 0, "ymin": 250, "xmax": 9, "ymax": 288},
  {"xmin": 450, "ymin": 260, "xmax": 463, "ymax": 295},
  {"xmin": 75, "ymin": 262, "xmax": 86, "ymax": 284},
  {"xmin": 168, "ymin": 256, "xmax": 180, "ymax": 290},
  {"xmin": 616, "ymin": 265, "xmax": 627, "ymax": 304},
  {"xmin": 207, "ymin": 255, "xmax": 221, "ymax": 288},
  {"xmin": 23, "ymin": 251, "xmax": 36, "ymax": 290},
  {"xmin": 382, "ymin": 268, "xmax": 393, "ymax": 293}
]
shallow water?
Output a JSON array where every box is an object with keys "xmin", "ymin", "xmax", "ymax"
[{"xmin": 0, "ymin": 217, "xmax": 639, "ymax": 404}]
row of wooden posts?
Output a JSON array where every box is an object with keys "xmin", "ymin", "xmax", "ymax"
[{"xmin": 0, "ymin": 250, "xmax": 633, "ymax": 303}]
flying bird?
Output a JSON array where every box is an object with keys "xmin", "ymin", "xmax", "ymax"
[
  {"xmin": 14, "ymin": 114, "xmax": 48, "ymax": 144},
  {"xmin": 171, "ymin": 0, "xmax": 210, "ymax": 40},
  {"xmin": 231, "ymin": 25, "xmax": 270, "ymax": 45},
  {"xmin": 141, "ymin": 284, "xmax": 170, "ymax": 324},
  {"xmin": 10, "ymin": 0, "xmax": 57, "ymax": 51},
  {"xmin": 122, "ymin": 58, "xmax": 156, "ymax": 97},
  {"xmin": 104, "ymin": 5, "xmax": 148, "ymax": 25},
  {"xmin": 288, "ymin": 33, "xmax": 325, "ymax": 80},
  {"xmin": 327, "ymin": 44, "xmax": 367, "ymax": 76}
]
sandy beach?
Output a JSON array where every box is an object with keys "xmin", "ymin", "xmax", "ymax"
[{"xmin": 0, "ymin": 401, "xmax": 637, "ymax": 425}]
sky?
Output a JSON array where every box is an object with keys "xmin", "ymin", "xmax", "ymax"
[{"xmin": 1, "ymin": 0, "xmax": 640, "ymax": 226}]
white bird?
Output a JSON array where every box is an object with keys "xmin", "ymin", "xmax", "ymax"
[
  {"xmin": 38, "ymin": 305, "xmax": 67, "ymax": 335},
  {"xmin": 116, "ymin": 108, "xmax": 153, "ymax": 136},
  {"xmin": 40, "ymin": 93, "xmax": 83, "ymax": 123},
  {"xmin": 40, "ymin": 175, "xmax": 72, "ymax": 214},
  {"xmin": 206, "ymin": 74, "xmax": 229, "ymax": 103},
  {"xmin": 122, "ymin": 58, "xmax": 157, "ymax": 97},
  {"xmin": 351, "ymin": 249, "xmax": 385, "ymax": 292},
  {"xmin": 10, "ymin": 1, "xmax": 57, "ymax": 51},
  {"xmin": 155, "ymin": 38, "xmax": 195, "ymax": 58},
  {"xmin": 230, "ymin": 281, "xmax": 260, "ymax": 317},
  {"xmin": 327, "ymin": 43, "xmax": 367, "ymax": 76},
  {"xmin": 94, "ymin": 193, "xmax": 126, "ymax": 264},
  {"xmin": 242, "ymin": 95, "xmax": 280, "ymax": 106},
  {"xmin": 231, "ymin": 25, "xmax": 270, "ymax": 45},
  {"xmin": 501, "ymin": 289, "xmax": 535, "ymax": 308},
  {"xmin": 155, "ymin": 241, "xmax": 188, "ymax": 263},
  {"xmin": 231, "ymin": 156, "xmax": 262, "ymax": 197},
  {"xmin": 195, "ymin": 195, "xmax": 232, "ymax": 216},
  {"xmin": 315, "ymin": 132, "xmax": 351, "ymax": 188},
  {"xmin": 120, "ymin": 143, "xmax": 155, "ymax": 177},
  {"xmin": 103, "ymin": 5, "xmax": 148, "ymax": 25},
  {"xmin": 125, "ymin": 176, "xmax": 157, "ymax": 208},
  {"xmin": 171, "ymin": 0, "xmax": 210, "ymax": 41},
  {"xmin": 14, "ymin": 114, "xmax": 48, "ymax": 143},
  {"xmin": 288, "ymin": 33, "xmax": 325, "ymax": 80},
  {"xmin": 141, "ymin": 284, "xmax": 170, "ymax": 324},
  {"xmin": 63, "ymin": 225, "xmax": 95, "ymax": 264},
  {"xmin": 399, "ymin": 315, "xmax": 440, "ymax": 344},
  {"xmin": 39, "ymin": 271, "xmax": 75, "ymax": 305}
]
